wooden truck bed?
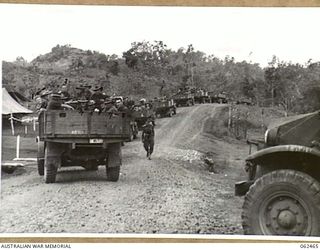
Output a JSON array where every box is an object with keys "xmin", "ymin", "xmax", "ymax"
[
  {"xmin": 39, "ymin": 110, "xmax": 131, "ymax": 141},
  {"xmin": 153, "ymin": 100, "xmax": 174, "ymax": 109}
]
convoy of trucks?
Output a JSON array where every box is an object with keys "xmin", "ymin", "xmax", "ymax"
[{"xmin": 15, "ymin": 80, "xmax": 319, "ymax": 236}]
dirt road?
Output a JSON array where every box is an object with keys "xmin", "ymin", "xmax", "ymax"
[{"xmin": 1, "ymin": 104, "xmax": 248, "ymax": 234}]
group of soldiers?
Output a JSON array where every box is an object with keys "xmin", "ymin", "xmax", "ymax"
[
  {"xmin": 34, "ymin": 78, "xmax": 156, "ymax": 159},
  {"xmin": 35, "ymin": 80, "xmax": 132, "ymax": 114}
]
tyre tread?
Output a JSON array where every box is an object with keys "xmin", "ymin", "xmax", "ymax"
[{"xmin": 242, "ymin": 169, "xmax": 320, "ymax": 235}]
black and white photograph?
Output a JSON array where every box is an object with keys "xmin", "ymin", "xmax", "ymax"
[{"xmin": 1, "ymin": 4, "xmax": 320, "ymax": 237}]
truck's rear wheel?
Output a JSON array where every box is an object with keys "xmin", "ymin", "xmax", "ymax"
[
  {"xmin": 106, "ymin": 142, "xmax": 121, "ymax": 182},
  {"xmin": 107, "ymin": 166, "xmax": 120, "ymax": 182},
  {"xmin": 128, "ymin": 129, "xmax": 134, "ymax": 142},
  {"xmin": 44, "ymin": 142, "xmax": 62, "ymax": 184},
  {"xmin": 44, "ymin": 156, "xmax": 59, "ymax": 183},
  {"xmin": 37, "ymin": 142, "xmax": 45, "ymax": 176},
  {"xmin": 242, "ymin": 170, "xmax": 320, "ymax": 236}
]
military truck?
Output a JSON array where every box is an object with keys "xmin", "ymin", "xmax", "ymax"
[
  {"xmin": 208, "ymin": 92, "xmax": 228, "ymax": 104},
  {"xmin": 193, "ymin": 89, "xmax": 210, "ymax": 104},
  {"xmin": 235, "ymin": 110, "xmax": 320, "ymax": 236},
  {"xmin": 172, "ymin": 91, "xmax": 194, "ymax": 107},
  {"xmin": 131, "ymin": 105, "xmax": 155, "ymax": 131},
  {"xmin": 153, "ymin": 99, "xmax": 176, "ymax": 118},
  {"xmin": 37, "ymin": 110, "xmax": 131, "ymax": 183}
]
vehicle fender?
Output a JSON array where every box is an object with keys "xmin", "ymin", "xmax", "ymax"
[{"xmin": 246, "ymin": 144, "xmax": 320, "ymax": 165}]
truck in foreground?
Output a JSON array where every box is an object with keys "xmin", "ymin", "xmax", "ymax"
[
  {"xmin": 37, "ymin": 110, "xmax": 131, "ymax": 183},
  {"xmin": 235, "ymin": 110, "xmax": 320, "ymax": 236}
]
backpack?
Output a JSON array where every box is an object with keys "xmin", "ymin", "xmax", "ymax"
[{"xmin": 143, "ymin": 124, "xmax": 153, "ymax": 135}]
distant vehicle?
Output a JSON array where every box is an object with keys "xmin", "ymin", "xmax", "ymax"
[
  {"xmin": 37, "ymin": 110, "xmax": 131, "ymax": 183},
  {"xmin": 153, "ymin": 98, "xmax": 176, "ymax": 117},
  {"xmin": 193, "ymin": 89, "xmax": 210, "ymax": 104},
  {"xmin": 235, "ymin": 110, "xmax": 320, "ymax": 236},
  {"xmin": 131, "ymin": 104, "xmax": 155, "ymax": 131},
  {"xmin": 208, "ymin": 92, "xmax": 228, "ymax": 104},
  {"xmin": 172, "ymin": 89, "xmax": 195, "ymax": 107},
  {"xmin": 236, "ymin": 98, "xmax": 253, "ymax": 106}
]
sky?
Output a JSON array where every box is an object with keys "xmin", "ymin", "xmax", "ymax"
[{"xmin": 1, "ymin": 4, "xmax": 320, "ymax": 67}]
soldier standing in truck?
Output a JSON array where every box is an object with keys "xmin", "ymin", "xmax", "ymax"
[
  {"xmin": 91, "ymin": 86, "xmax": 105, "ymax": 112},
  {"xmin": 47, "ymin": 93, "xmax": 63, "ymax": 110}
]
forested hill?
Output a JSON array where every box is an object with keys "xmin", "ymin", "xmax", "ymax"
[{"xmin": 2, "ymin": 42, "xmax": 320, "ymax": 113}]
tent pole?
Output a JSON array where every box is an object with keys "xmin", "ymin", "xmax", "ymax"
[
  {"xmin": 10, "ymin": 113, "xmax": 15, "ymax": 136},
  {"xmin": 16, "ymin": 135, "xmax": 20, "ymax": 159}
]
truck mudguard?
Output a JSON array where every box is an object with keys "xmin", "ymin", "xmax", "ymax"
[{"xmin": 247, "ymin": 144, "xmax": 320, "ymax": 165}]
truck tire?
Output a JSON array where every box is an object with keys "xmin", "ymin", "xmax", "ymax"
[
  {"xmin": 107, "ymin": 166, "xmax": 120, "ymax": 182},
  {"xmin": 242, "ymin": 170, "xmax": 320, "ymax": 236},
  {"xmin": 44, "ymin": 142, "xmax": 61, "ymax": 184},
  {"xmin": 128, "ymin": 130, "xmax": 134, "ymax": 142},
  {"xmin": 37, "ymin": 142, "xmax": 45, "ymax": 176},
  {"xmin": 106, "ymin": 142, "xmax": 121, "ymax": 182},
  {"xmin": 44, "ymin": 155, "xmax": 59, "ymax": 184}
]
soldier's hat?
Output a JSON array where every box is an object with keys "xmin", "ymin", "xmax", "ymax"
[{"xmin": 78, "ymin": 99, "xmax": 89, "ymax": 103}]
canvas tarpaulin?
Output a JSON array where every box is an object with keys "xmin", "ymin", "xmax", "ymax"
[{"xmin": 2, "ymin": 88, "xmax": 32, "ymax": 115}]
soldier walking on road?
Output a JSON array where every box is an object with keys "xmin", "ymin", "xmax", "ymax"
[{"xmin": 142, "ymin": 121, "xmax": 155, "ymax": 160}]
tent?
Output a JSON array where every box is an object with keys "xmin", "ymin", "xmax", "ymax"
[
  {"xmin": 2, "ymin": 88, "xmax": 32, "ymax": 115},
  {"xmin": 2, "ymin": 88, "xmax": 33, "ymax": 136}
]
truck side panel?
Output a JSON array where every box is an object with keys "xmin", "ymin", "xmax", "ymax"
[{"xmin": 40, "ymin": 111, "xmax": 130, "ymax": 139}]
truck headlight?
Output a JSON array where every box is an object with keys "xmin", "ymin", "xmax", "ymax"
[
  {"xmin": 264, "ymin": 127, "xmax": 278, "ymax": 146},
  {"xmin": 264, "ymin": 129, "xmax": 269, "ymax": 144}
]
